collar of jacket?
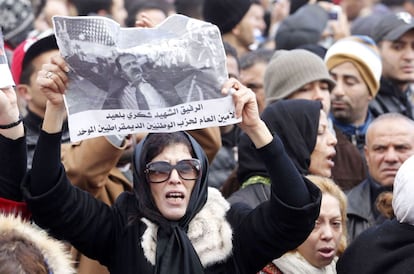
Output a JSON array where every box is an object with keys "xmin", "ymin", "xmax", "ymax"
[
  {"xmin": 347, "ymin": 177, "xmax": 393, "ymax": 221},
  {"xmin": 141, "ymin": 187, "xmax": 233, "ymax": 268},
  {"xmin": 379, "ymin": 77, "xmax": 411, "ymax": 98},
  {"xmin": 241, "ymin": 175, "xmax": 271, "ymax": 189},
  {"xmin": 346, "ymin": 179, "xmax": 372, "ymax": 221},
  {"xmin": 331, "ymin": 111, "xmax": 373, "ymax": 141},
  {"xmin": 24, "ymin": 108, "xmax": 70, "ymax": 146}
]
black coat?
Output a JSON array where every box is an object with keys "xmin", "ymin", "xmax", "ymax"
[
  {"xmin": 23, "ymin": 109, "xmax": 70, "ymax": 169},
  {"xmin": 23, "ymin": 131, "xmax": 321, "ymax": 274},
  {"xmin": 0, "ymin": 134, "xmax": 26, "ymax": 201},
  {"xmin": 337, "ymin": 219, "xmax": 414, "ymax": 274},
  {"xmin": 369, "ymin": 77, "xmax": 414, "ymax": 119}
]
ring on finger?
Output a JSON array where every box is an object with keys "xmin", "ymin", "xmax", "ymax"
[
  {"xmin": 229, "ymin": 88, "xmax": 237, "ymax": 95},
  {"xmin": 46, "ymin": 71, "xmax": 53, "ymax": 79}
]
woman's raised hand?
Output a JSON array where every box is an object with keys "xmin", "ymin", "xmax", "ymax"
[
  {"xmin": 37, "ymin": 54, "xmax": 70, "ymax": 133},
  {"xmin": 222, "ymin": 78, "xmax": 272, "ymax": 148},
  {"xmin": 37, "ymin": 54, "xmax": 70, "ymax": 106}
]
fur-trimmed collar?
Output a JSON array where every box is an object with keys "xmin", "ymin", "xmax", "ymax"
[
  {"xmin": 141, "ymin": 187, "xmax": 233, "ymax": 267},
  {"xmin": 0, "ymin": 214, "xmax": 75, "ymax": 273}
]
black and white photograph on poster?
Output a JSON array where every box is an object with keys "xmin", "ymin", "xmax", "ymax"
[
  {"xmin": 52, "ymin": 15, "xmax": 240, "ymax": 142},
  {"xmin": 0, "ymin": 30, "xmax": 15, "ymax": 88}
]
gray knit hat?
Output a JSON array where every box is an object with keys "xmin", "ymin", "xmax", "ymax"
[{"xmin": 264, "ymin": 49, "xmax": 335, "ymax": 103}]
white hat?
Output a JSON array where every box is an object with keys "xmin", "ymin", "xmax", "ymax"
[{"xmin": 393, "ymin": 155, "xmax": 414, "ymax": 225}]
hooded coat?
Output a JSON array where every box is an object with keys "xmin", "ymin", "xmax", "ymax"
[
  {"xmin": 229, "ymin": 99, "xmax": 320, "ymax": 208},
  {"xmin": 0, "ymin": 214, "xmax": 75, "ymax": 274},
  {"xmin": 23, "ymin": 129, "xmax": 321, "ymax": 274}
]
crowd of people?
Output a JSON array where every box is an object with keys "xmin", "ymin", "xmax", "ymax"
[{"xmin": 2, "ymin": 0, "xmax": 414, "ymax": 273}]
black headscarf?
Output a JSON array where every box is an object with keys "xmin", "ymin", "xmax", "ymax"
[
  {"xmin": 237, "ymin": 99, "xmax": 321, "ymax": 184},
  {"xmin": 132, "ymin": 132, "xmax": 209, "ymax": 274}
]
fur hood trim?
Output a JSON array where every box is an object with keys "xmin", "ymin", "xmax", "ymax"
[
  {"xmin": 0, "ymin": 214, "xmax": 75, "ymax": 274},
  {"xmin": 141, "ymin": 187, "xmax": 233, "ymax": 267}
]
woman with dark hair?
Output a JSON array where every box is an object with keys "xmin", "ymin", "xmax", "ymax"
[
  {"xmin": 228, "ymin": 99, "xmax": 337, "ymax": 208},
  {"xmin": 22, "ymin": 56, "xmax": 322, "ymax": 274},
  {"xmin": 225, "ymin": 100, "xmax": 342, "ymax": 274}
]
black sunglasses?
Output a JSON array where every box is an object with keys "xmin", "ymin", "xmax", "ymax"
[{"xmin": 144, "ymin": 159, "xmax": 201, "ymax": 183}]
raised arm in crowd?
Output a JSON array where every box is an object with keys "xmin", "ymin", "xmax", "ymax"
[
  {"xmin": 0, "ymin": 86, "xmax": 29, "ymax": 218},
  {"xmin": 21, "ymin": 55, "xmax": 321, "ymax": 274}
]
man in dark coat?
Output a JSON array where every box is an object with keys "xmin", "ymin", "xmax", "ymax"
[
  {"xmin": 369, "ymin": 12, "xmax": 414, "ymax": 119},
  {"xmin": 337, "ymin": 154, "xmax": 414, "ymax": 274},
  {"xmin": 346, "ymin": 113, "xmax": 414, "ymax": 242}
]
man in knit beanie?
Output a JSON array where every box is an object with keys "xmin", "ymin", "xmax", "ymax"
[
  {"xmin": 264, "ymin": 49, "xmax": 335, "ymax": 114},
  {"xmin": 325, "ymin": 35, "xmax": 382, "ymax": 154},
  {"xmin": 203, "ymin": 0, "xmax": 265, "ymax": 57},
  {"xmin": 324, "ymin": 35, "xmax": 382, "ymax": 191}
]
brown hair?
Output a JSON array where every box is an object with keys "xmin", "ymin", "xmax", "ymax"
[{"xmin": 0, "ymin": 233, "xmax": 49, "ymax": 274}]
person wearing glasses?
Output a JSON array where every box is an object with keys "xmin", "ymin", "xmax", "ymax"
[{"xmin": 21, "ymin": 55, "xmax": 322, "ymax": 274}]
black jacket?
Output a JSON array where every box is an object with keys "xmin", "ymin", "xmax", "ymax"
[
  {"xmin": 23, "ymin": 130, "xmax": 321, "ymax": 274},
  {"xmin": 337, "ymin": 219, "xmax": 414, "ymax": 274},
  {"xmin": 369, "ymin": 77, "xmax": 414, "ymax": 119},
  {"xmin": 23, "ymin": 109, "xmax": 70, "ymax": 168},
  {"xmin": 0, "ymin": 134, "xmax": 26, "ymax": 201}
]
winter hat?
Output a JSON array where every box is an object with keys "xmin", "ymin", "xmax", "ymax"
[
  {"xmin": 351, "ymin": 12, "xmax": 385, "ymax": 37},
  {"xmin": 324, "ymin": 35, "xmax": 382, "ymax": 97},
  {"xmin": 11, "ymin": 29, "xmax": 58, "ymax": 85},
  {"xmin": 275, "ymin": 4, "xmax": 328, "ymax": 50},
  {"xmin": 393, "ymin": 154, "xmax": 414, "ymax": 226},
  {"xmin": 0, "ymin": 0, "xmax": 34, "ymax": 48},
  {"xmin": 202, "ymin": 0, "xmax": 252, "ymax": 34},
  {"xmin": 296, "ymin": 43, "xmax": 327, "ymax": 59},
  {"xmin": 264, "ymin": 49, "xmax": 335, "ymax": 103},
  {"xmin": 371, "ymin": 11, "xmax": 414, "ymax": 43}
]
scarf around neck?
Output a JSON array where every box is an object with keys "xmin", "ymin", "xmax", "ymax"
[
  {"xmin": 141, "ymin": 188, "xmax": 233, "ymax": 269},
  {"xmin": 133, "ymin": 132, "xmax": 209, "ymax": 274},
  {"xmin": 273, "ymin": 251, "xmax": 337, "ymax": 274},
  {"xmin": 331, "ymin": 112, "xmax": 372, "ymax": 140}
]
